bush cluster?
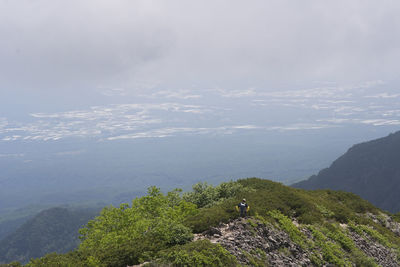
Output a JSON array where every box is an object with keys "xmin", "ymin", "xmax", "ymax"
[
  {"xmin": 182, "ymin": 181, "xmax": 244, "ymax": 208},
  {"xmin": 156, "ymin": 239, "xmax": 237, "ymax": 266},
  {"xmin": 15, "ymin": 178, "xmax": 400, "ymax": 267},
  {"xmin": 77, "ymin": 187, "xmax": 197, "ymax": 266}
]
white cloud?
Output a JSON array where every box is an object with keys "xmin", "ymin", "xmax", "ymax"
[
  {"xmin": 364, "ymin": 93, "xmax": 400, "ymax": 99},
  {"xmin": 232, "ymin": 125, "xmax": 260, "ymax": 129},
  {"xmin": 361, "ymin": 119, "xmax": 400, "ymax": 126},
  {"xmin": 217, "ymin": 88, "xmax": 257, "ymax": 98},
  {"xmin": 0, "ymin": 153, "xmax": 25, "ymax": 158},
  {"xmin": 146, "ymin": 90, "xmax": 202, "ymax": 99},
  {"xmin": 1, "ymin": 79, "xmax": 400, "ymax": 142},
  {"xmin": 267, "ymin": 124, "xmax": 337, "ymax": 131},
  {"xmin": 55, "ymin": 150, "xmax": 86, "ymax": 156},
  {"xmin": 1, "ymin": 103, "xmax": 217, "ymax": 141},
  {"xmin": 107, "ymin": 125, "xmax": 262, "ymax": 140}
]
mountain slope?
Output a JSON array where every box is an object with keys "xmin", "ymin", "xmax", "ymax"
[
  {"xmin": 23, "ymin": 178, "xmax": 400, "ymax": 267},
  {"xmin": 0, "ymin": 207, "xmax": 98, "ymax": 264},
  {"xmin": 0, "ymin": 215, "xmax": 32, "ymax": 242},
  {"xmin": 293, "ymin": 131, "xmax": 400, "ymax": 213}
]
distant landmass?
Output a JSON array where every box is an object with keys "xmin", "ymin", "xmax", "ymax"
[
  {"xmin": 0, "ymin": 207, "xmax": 98, "ymax": 264},
  {"xmin": 0, "ymin": 215, "xmax": 32, "ymax": 242},
  {"xmin": 293, "ymin": 131, "xmax": 400, "ymax": 213}
]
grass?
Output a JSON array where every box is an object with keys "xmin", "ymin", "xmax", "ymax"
[
  {"xmin": 308, "ymin": 225, "xmax": 352, "ymax": 267},
  {"xmin": 17, "ymin": 178, "xmax": 400, "ymax": 267},
  {"xmin": 156, "ymin": 240, "xmax": 238, "ymax": 267},
  {"xmin": 185, "ymin": 178, "xmax": 379, "ymax": 233}
]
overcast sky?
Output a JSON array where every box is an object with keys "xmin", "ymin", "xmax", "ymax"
[
  {"xmin": 2, "ymin": 1, "xmax": 400, "ymax": 204},
  {"xmin": 1, "ymin": 0, "xmax": 400, "ymax": 119}
]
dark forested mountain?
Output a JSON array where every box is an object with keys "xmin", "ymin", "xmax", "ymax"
[
  {"xmin": 293, "ymin": 131, "xmax": 400, "ymax": 213},
  {"xmin": 0, "ymin": 216, "xmax": 32, "ymax": 242},
  {"xmin": 0, "ymin": 207, "xmax": 98, "ymax": 264}
]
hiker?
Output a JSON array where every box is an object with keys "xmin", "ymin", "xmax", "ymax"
[{"xmin": 236, "ymin": 199, "xmax": 250, "ymax": 217}]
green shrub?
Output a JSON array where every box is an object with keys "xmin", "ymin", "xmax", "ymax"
[
  {"xmin": 184, "ymin": 201, "xmax": 237, "ymax": 233},
  {"xmin": 25, "ymin": 252, "xmax": 90, "ymax": 267},
  {"xmin": 348, "ymin": 222, "xmax": 391, "ymax": 247},
  {"xmin": 0, "ymin": 262, "xmax": 22, "ymax": 267},
  {"xmin": 157, "ymin": 239, "xmax": 238, "ymax": 266},
  {"xmin": 308, "ymin": 226, "xmax": 351, "ymax": 267},
  {"xmin": 322, "ymin": 224, "xmax": 355, "ymax": 252},
  {"xmin": 24, "ymin": 178, "xmax": 399, "ymax": 267},
  {"xmin": 267, "ymin": 210, "xmax": 308, "ymax": 248},
  {"xmin": 78, "ymin": 187, "xmax": 197, "ymax": 266},
  {"xmin": 351, "ymin": 250, "xmax": 378, "ymax": 267},
  {"xmin": 183, "ymin": 181, "xmax": 244, "ymax": 209},
  {"xmin": 184, "ymin": 178, "xmax": 378, "ymax": 233},
  {"xmin": 315, "ymin": 204, "xmax": 334, "ymax": 218},
  {"xmin": 242, "ymin": 249, "xmax": 266, "ymax": 267},
  {"xmin": 183, "ymin": 182, "xmax": 217, "ymax": 208}
]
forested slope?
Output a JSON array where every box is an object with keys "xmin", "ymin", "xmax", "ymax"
[
  {"xmin": 3, "ymin": 178, "xmax": 399, "ymax": 267},
  {"xmin": 0, "ymin": 207, "xmax": 98, "ymax": 264},
  {"xmin": 293, "ymin": 131, "xmax": 400, "ymax": 212}
]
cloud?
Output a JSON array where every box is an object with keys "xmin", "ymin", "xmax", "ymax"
[
  {"xmin": 360, "ymin": 119, "xmax": 400, "ymax": 126},
  {"xmin": 0, "ymin": 0, "xmax": 173, "ymax": 93},
  {"xmin": 267, "ymin": 123, "xmax": 337, "ymax": 131},
  {"xmin": 146, "ymin": 90, "xmax": 203, "ymax": 100},
  {"xmin": 1, "ymin": 103, "xmax": 216, "ymax": 141},
  {"xmin": 55, "ymin": 150, "xmax": 86, "ymax": 156},
  {"xmin": 364, "ymin": 93, "xmax": 400, "ymax": 99},
  {"xmin": 1, "ymin": 1, "xmax": 400, "ymax": 102},
  {"xmin": 107, "ymin": 125, "xmax": 262, "ymax": 141},
  {"xmin": 1, "ymin": 79, "xmax": 400, "ymax": 142},
  {"xmin": 0, "ymin": 153, "xmax": 25, "ymax": 158},
  {"xmin": 217, "ymin": 88, "xmax": 257, "ymax": 98}
]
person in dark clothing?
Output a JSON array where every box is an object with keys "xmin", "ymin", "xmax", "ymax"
[{"xmin": 236, "ymin": 199, "xmax": 249, "ymax": 217}]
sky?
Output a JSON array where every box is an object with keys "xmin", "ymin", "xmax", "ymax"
[
  {"xmin": 2, "ymin": 1, "xmax": 400, "ymax": 213},
  {"xmin": 1, "ymin": 0, "xmax": 400, "ymax": 141},
  {"xmin": 1, "ymin": 1, "xmax": 400, "ymax": 97}
]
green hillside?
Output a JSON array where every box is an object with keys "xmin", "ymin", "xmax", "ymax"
[{"xmin": 3, "ymin": 178, "xmax": 400, "ymax": 266}]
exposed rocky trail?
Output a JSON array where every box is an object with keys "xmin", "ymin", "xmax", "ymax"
[
  {"xmin": 195, "ymin": 218, "xmax": 311, "ymax": 266},
  {"xmin": 194, "ymin": 216, "xmax": 400, "ymax": 266}
]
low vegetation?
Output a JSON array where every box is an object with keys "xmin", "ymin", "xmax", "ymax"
[
  {"xmin": 155, "ymin": 240, "xmax": 238, "ymax": 266},
  {"xmin": 3, "ymin": 178, "xmax": 400, "ymax": 266}
]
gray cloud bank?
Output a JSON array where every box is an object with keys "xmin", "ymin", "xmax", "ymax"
[{"xmin": 1, "ymin": 0, "xmax": 400, "ymax": 98}]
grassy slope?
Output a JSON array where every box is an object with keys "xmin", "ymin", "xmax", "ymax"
[
  {"xmin": 185, "ymin": 178, "xmax": 381, "ymax": 231},
  {"xmin": 183, "ymin": 178, "xmax": 400, "ymax": 266},
  {"xmin": 9, "ymin": 178, "xmax": 400, "ymax": 267}
]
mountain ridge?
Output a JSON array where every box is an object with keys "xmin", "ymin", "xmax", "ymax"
[
  {"xmin": 0, "ymin": 207, "xmax": 98, "ymax": 264},
  {"xmin": 9, "ymin": 178, "xmax": 400, "ymax": 267},
  {"xmin": 293, "ymin": 131, "xmax": 400, "ymax": 212}
]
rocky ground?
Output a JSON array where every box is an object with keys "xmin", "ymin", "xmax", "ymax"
[
  {"xmin": 131, "ymin": 213, "xmax": 400, "ymax": 266},
  {"xmin": 195, "ymin": 215, "xmax": 400, "ymax": 267},
  {"xmin": 195, "ymin": 218, "xmax": 311, "ymax": 266},
  {"xmin": 349, "ymin": 229, "xmax": 398, "ymax": 267}
]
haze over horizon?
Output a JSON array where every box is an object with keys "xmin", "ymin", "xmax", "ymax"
[{"xmin": 1, "ymin": 1, "xmax": 400, "ymax": 213}]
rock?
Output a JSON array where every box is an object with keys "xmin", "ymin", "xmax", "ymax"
[
  {"xmin": 348, "ymin": 229, "xmax": 399, "ymax": 266},
  {"xmin": 195, "ymin": 218, "xmax": 311, "ymax": 266},
  {"xmin": 203, "ymin": 227, "xmax": 222, "ymax": 236}
]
